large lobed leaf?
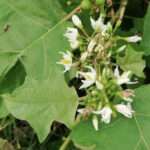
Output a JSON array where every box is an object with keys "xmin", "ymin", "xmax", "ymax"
[
  {"xmin": 0, "ymin": 0, "xmax": 80, "ymax": 142},
  {"xmin": 70, "ymin": 85, "xmax": 150, "ymax": 150},
  {"xmin": 0, "ymin": 0, "xmax": 71, "ymax": 80},
  {"xmin": 3, "ymin": 66, "xmax": 78, "ymax": 142}
]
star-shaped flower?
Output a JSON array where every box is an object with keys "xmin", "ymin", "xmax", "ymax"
[{"xmin": 57, "ymin": 51, "xmax": 72, "ymax": 73}]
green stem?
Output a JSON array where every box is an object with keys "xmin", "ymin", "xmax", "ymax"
[
  {"xmin": 59, "ymin": 136, "xmax": 71, "ymax": 150},
  {"xmin": 59, "ymin": 114, "xmax": 82, "ymax": 150},
  {"xmin": 81, "ymin": 28, "xmax": 90, "ymax": 39}
]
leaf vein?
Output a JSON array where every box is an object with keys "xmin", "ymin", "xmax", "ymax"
[{"xmin": 134, "ymin": 115, "xmax": 150, "ymax": 150}]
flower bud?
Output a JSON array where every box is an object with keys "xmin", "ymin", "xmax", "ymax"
[
  {"xmin": 107, "ymin": 22, "xmax": 112, "ymax": 33},
  {"xmin": 66, "ymin": 1, "xmax": 72, "ymax": 6},
  {"xmin": 81, "ymin": 51, "xmax": 88, "ymax": 61},
  {"xmin": 87, "ymin": 40, "xmax": 96, "ymax": 53},
  {"xmin": 115, "ymin": 20, "xmax": 121, "ymax": 29},
  {"xmin": 92, "ymin": 115, "xmax": 99, "ymax": 131},
  {"xmin": 81, "ymin": 0, "xmax": 92, "ymax": 10},
  {"xmin": 126, "ymin": 35, "xmax": 142, "ymax": 42},
  {"xmin": 72, "ymin": 15, "xmax": 83, "ymax": 29}
]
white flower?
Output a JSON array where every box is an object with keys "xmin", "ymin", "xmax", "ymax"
[
  {"xmin": 92, "ymin": 106, "xmax": 112, "ymax": 124},
  {"xmin": 126, "ymin": 35, "xmax": 142, "ymax": 42},
  {"xmin": 78, "ymin": 66, "xmax": 96, "ymax": 89},
  {"xmin": 94, "ymin": 44, "xmax": 104, "ymax": 52},
  {"xmin": 72, "ymin": 15, "xmax": 83, "ymax": 28},
  {"xmin": 81, "ymin": 51, "xmax": 88, "ymax": 61},
  {"xmin": 92, "ymin": 115, "xmax": 99, "ymax": 131},
  {"xmin": 64, "ymin": 27, "xmax": 78, "ymax": 41},
  {"xmin": 114, "ymin": 66, "xmax": 137, "ymax": 85},
  {"xmin": 57, "ymin": 51, "xmax": 72, "ymax": 73},
  {"xmin": 87, "ymin": 40, "xmax": 96, "ymax": 53},
  {"xmin": 64, "ymin": 27, "xmax": 79, "ymax": 49},
  {"xmin": 127, "ymin": 102, "xmax": 135, "ymax": 113},
  {"xmin": 90, "ymin": 14, "xmax": 107, "ymax": 32},
  {"xmin": 69, "ymin": 40, "xmax": 79, "ymax": 49},
  {"xmin": 116, "ymin": 103, "xmax": 134, "ymax": 118}
]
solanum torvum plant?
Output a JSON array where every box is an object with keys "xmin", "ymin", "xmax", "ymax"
[
  {"xmin": 56, "ymin": 1, "xmax": 144, "ymax": 147},
  {"xmin": 1, "ymin": 0, "xmax": 149, "ymax": 149}
]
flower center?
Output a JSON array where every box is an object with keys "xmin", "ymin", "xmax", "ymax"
[
  {"xmin": 85, "ymin": 74, "xmax": 92, "ymax": 80},
  {"xmin": 61, "ymin": 59, "xmax": 71, "ymax": 64}
]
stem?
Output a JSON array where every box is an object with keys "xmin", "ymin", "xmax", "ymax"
[
  {"xmin": 106, "ymin": 0, "xmax": 115, "ymax": 20},
  {"xmin": 59, "ymin": 114, "xmax": 82, "ymax": 150},
  {"xmin": 59, "ymin": 136, "xmax": 71, "ymax": 150},
  {"xmin": 81, "ymin": 28, "xmax": 90, "ymax": 39},
  {"xmin": 110, "ymin": 0, "xmax": 128, "ymax": 25}
]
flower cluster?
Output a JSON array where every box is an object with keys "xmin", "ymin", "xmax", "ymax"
[{"xmin": 57, "ymin": 14, "xmax": 141, "ymax": 130}]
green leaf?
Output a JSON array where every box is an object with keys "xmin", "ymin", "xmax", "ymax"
[
  {"xmin": 133, "ymin": 18, "xmax": 144, "ymax": 34},
  {"xmin": 3, "ymin": 66, "xmax": 78, "ymax": 142},
  {"xmin": 144, "ymin": 55, "xmax": 150, "ymax": 69},
  {"xmin": 70, "ymin": 84, "xmax": 150, "ymax": 150},
  {"xmin": 140, "ymin": 5, "xmax": 150, "ymax": 55},
  {"xmin": 117, "ymin": 44, "xmax": 145, "ymax": 78},
  {"xmin": 0, "ymin": 61, "xmax": 26, "ymax": 118},
  {"xmin": 0, "ymin": 0, "xmax": 76, "ymax": 81},
  {"xmin": 0, "ymin": 61, "xmax": 26, "ymax": 95},
  {"xmin": 0, "ymin": 97, "xmax": 9, "ymax": 118}
]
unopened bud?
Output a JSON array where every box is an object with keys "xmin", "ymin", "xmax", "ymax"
[
  {"xmin": 107, "ymin": 22, "xmax": 112, "ymax": 33},
  {"xmin": 81, "ymin": 51, "xmax": 88, "ymax": 62},
  {"xmin": 126, "ymin": 35, "xmax": 142, "ymax": 43},
  {"xmin": 115, "ymin": 20, "xmax": 121, "ymax": 29},
  {"xmin": 92, "ymin": 115, "xmax": 99, "ymax": 131},
  {"xmin": 72, "ymin": 15, "xmax": 83, "ymax": 29}
]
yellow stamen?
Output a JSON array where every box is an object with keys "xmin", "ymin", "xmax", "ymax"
[
  {"xmin": 61, "ymin": 59, "xmax": 71, "ymax": 64},
  {"xmin": 121, "ymin": 72, "xmax": 127, "ymax": 76},
  {"xmin": 71, "ymin": 42, "xmax": 75, "ymax": 45},
  {"xmin": 85, "ymin": 74, "xmax": 92, "ymax": 80}
]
